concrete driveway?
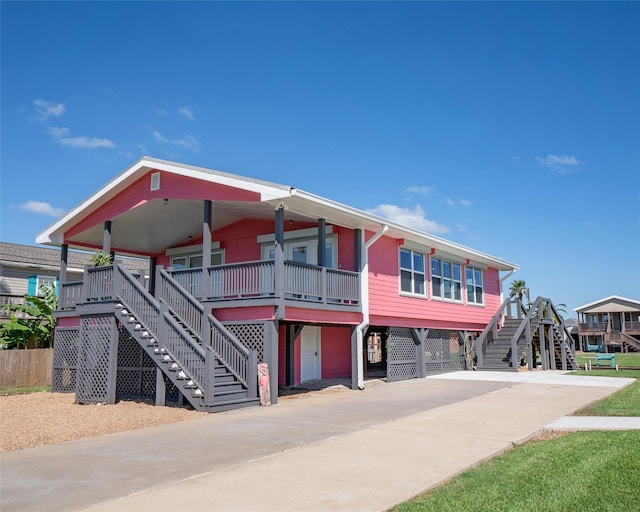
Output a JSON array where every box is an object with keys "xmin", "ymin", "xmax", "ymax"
[{"xmin": 1, "ymin": 371, "xmax": 632, "ymax": 512}]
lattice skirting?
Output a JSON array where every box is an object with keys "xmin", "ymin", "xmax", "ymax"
[
  {"xmin": 424, "ymin": 330, "xmax": 463, "ymax": 374},
  {"xmin": 52, "ymin": 327, "xmax": 79, "ymax": 393},
  {"xmin": 224, "ymin": 322, "xmax": 265, "ymax": 362},
  {"xmin": 53, "ymin": 318, "xmax": 186, "ymax": 404},
  {"xmin": 387, "ymin": 327, "xmax": 417, "ymax": 382}
]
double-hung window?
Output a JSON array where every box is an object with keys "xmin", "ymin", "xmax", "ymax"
[
  {"xmin": 400, "ymin": 249, "xmax": 426, "ymax": 296},
  {"xmin": 431, "ymin": 258, "xmax": 462, "ymax": 301},
  {"xmin": 465, "ymin": 266, "xmax": 484, "ymax": 305}
]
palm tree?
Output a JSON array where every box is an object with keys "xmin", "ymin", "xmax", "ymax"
[{"xmin": 509, "ymin": 279, "xmax": 530, "ymax": 305}]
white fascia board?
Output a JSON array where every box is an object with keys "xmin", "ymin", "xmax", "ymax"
[
  {"xmin": 288, "ymin": 189, "xmax": 519, "ymax": 272},
  {"xmin": 36, "ymin": 157, "xmax": 292, "ymax": 246}
]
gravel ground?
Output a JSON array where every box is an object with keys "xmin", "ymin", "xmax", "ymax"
[{"xmin": 0, "ymin": 392, "xmax": 206, "ymax": 452}]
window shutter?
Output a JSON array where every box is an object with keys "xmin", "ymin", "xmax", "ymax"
[
  {"xmin": 27, "ymin": 275, "xmax": 37, "ymax": 295},
  {"xmin": 55, "ymin": 277, "xmax": 60, "ymax": 297}
]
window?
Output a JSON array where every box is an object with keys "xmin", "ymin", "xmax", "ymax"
[
  {"xmin": 465, "ymin": 266, "xmax": 484, "ymax": 305},
  {"xmin": 170, "ymin": 250, "xmax": 224, "ymax": 269},
  {"xmin": 27, "ymin": 275, "xmax": 58, "ymax": 298},
  {"xmin": 400, "ymin": 249, "xmax": 426, "ymax": 296},
  {"xmin": 262, "ymin": 238, "xmax": 336, "ymax": 268},
  {"xmin": 431, "ymin": 258, "xmax": 462, "ymax": 301}
]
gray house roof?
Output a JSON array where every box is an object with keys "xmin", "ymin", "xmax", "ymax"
[{"xmin": 0, "ymin": 242, "xmax": 148, "ymax": 274}]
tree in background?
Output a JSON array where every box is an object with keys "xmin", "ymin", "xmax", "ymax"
[
  {"xmin": 0, "ymin": 283, "xmax": 58, "ymax": 349},
  {"xmin": 509, "ymin": 279, "xmax": 530, "ymax": 306}
]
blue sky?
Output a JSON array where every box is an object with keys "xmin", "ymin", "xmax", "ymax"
[{"xmin": 1, "ymin": 1, "xmax": 639, "ymax": 316}]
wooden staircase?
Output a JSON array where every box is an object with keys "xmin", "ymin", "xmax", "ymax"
[
  {"xmin": 478, "ymin": 317, "xmax": 530, "ymax": 372},
  {"xmin": 476, "ymin": 296, "xmax": 577, "ymax": 372},
  {"xmin": 114, "ymin": 263, "xmax": 258, "ymax": 412}
]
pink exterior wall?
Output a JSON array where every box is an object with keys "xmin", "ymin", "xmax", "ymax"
[
  {"xmin": 367, "ymin": 235, "xmax": 503, "ymax": 331},
  {"xmin": 57, "ymin": 316, "xmax": 80, "ymax": 327},
  {"xmin": 212, "ymin": 307, "xmax": 275, "ymax": 322},
  {"xmin": 320, "ymin": 326, "xmax": 352, "ymax": 379},
  {"xmin": 284, "ymin": 308, "xmax": 361, "ymax": 325}
]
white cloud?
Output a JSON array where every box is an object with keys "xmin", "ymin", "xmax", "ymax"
[
  {"xmin": 459, "ymin": 198, "xmax": 471, "ymax": 207},
  {"xmin": 405, "ymin": 185, "xmax": 432, "ymax": 196},
  {"xmin": 49, "ymin": 126, "xmax": 115, "ymax": 149},
  {"xmin": 154, "ymin": 108, "xmax": 168, "ymax": 116},
  {"xmin": 367, "ymin": 204, "xmax": 450, "ymax": 234},
  {"xmin": 536, "ymin": 154, "xmax": 582, "ymax": 173},
  {"xmin": 454, "ymin": 222, "xmax": 467, "ymax": 232},
  {"xmin": 153, "ymin": 131, "xmax": 199, "ymax": 151},
  {"xmin": 178, "ymin": 106, "xmax": 195, "ymax": 121},
  {"xmin": 33, "ymin": 99, "xmax": 65, "ymax": 121},
  {"xmin": 19, "ymin": 200, "xmax": 65, "ymax": 217},
  {"xmin": 444, "ymin": 197, "xmax": 456, "ymax": 207}
]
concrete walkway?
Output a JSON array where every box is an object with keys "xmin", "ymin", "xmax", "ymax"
[{"xmin": 1, "ymin": 371, "xmax": 635, "ymax": 512}]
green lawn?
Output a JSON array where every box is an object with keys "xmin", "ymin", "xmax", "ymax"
[
  {"xmin": 390, "ymin": 431, "xmax": 640, "ymax": 512},
  {"xmin": 0, "ymin": 386, "xmax": 50, "ymax": 395},
  {"xmin": 392, "ymin": 368, "xmax": 640, "ymax": 511},
  {"xmin": 575, "ymin": 352, "xmax": 640, "ymax": 368}
]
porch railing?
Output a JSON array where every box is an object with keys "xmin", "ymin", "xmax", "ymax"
[
  {"xmin": 59, "ymin": 282, "xmax": 83, "ymax": 310},
  {"xmin": 169, "ymin": 259, "xmax": 360, "ymax": 305},
  {"xmin": 578, "ymin": 322, "xmax": 609, "ymax": 333}
]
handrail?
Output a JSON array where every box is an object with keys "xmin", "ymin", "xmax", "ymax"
[
  {"xmin": 156, "ymin": 266, "xmax": 253, "ymax": 390},
  {"xmin": 115, "ymin": 264, "xmax": 207, "ymax": 390},
  {"xmin": 157, "ymin": 267, "xmax": 204, "ymax": 339}
]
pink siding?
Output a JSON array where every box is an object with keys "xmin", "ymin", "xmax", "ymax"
[
  {"xmin": 367, "ymin": 235, "xmax": 503, "ymax": 331},
  {"xmin": 212, "ymin": 307, "xmax": 275, "ymax": 322},
  {"xmin": 57, "ymin": 316, "xmax": 80, "ymax": 327},
  {"xmin": 320, "ymin": 326, "xmax": 351, "ymax": 379},
  {"xmin": 283, "ymin": 307, "xmax": 361, "ymax": 325}
]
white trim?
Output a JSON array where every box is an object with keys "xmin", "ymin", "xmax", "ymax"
[
  {"xmin": 256, "ymin": 226, "xmax": 334, "ymax": 244},
  {"xmin": 165, "ymin": 242, "xmax": 220, "ymax": 256}
]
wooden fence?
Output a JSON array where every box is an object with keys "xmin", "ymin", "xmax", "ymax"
[{"xmin": 0, "ymin": 349, "xmax": 53, "ymax": 390}]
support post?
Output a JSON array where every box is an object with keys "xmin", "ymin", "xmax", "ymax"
[
  {"xmin": 285, "ymin": 325, "xmax": 296, "ymax": 387},
  {"xmin": 274, "ymin": 205, "xmax": 285, "ymax": 318},
  {"xmin": 411, "ymin": 328, "xmax": 427, "ymax": 378},
  {"xmin": 264, "ymin": 320, "xmax": 279, "ymax": 405},
  {"xmin": 539, "ymin": 323, "xmax": 548, "ymax": 370},
  {"xmin": 103, "ymin": 220, "xmax": 112, "ymax": 256},
  {"xmin": 155, "ymin": 368, "xmax": 166, "ymax": 406},
  {"xmin": 247, "ymin": 350, "xmax": 258, "ymax": 399},
  {"xmin": 60, "ymin": 244, "xmax": 68, "ymax": 284},
  {"xmin": 351, "ymin": 326, "xmax": 361, "ymax": 390},
  {"xmin": 317, "ymin": 218, "xmax": 326, "ymax": 267},
  {"xmin": 204, "ymin": 347, "xmax": 216, "ymax": 407},
  {"xmin": 149, "ymin": 257, "xmax": 157, "ymax": 295},
  {"xmin": 202, "ymin": 200, "xmax": 212, "ymax": 300},
  {"xmin": 106, "ymin": 315, "xmax": 119, "ymax": 405}
]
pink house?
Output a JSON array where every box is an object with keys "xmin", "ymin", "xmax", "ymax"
[{"xmin": 39, "ymin": 157, "xmax": 520, "ymax": 412}]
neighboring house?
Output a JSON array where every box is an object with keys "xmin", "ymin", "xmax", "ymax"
[
  {"xmin": 575, "ymin": 296, "xmax": 640, "ymax": 353},
  {"xmin": 35, "ymin": 157, "xmax": 571, "ymax": 412},
  {"xmin": 0, "ymin": 242, "xmax": 147, "ymax": 322}
]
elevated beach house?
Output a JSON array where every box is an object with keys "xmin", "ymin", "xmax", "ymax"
[
  {"xmin": 37, "ymin": 157, "xmax": 568, "ymax": 412},
  {"xmin": 575, "ymin": 296, "xmax": 640, "ymax": 353}
]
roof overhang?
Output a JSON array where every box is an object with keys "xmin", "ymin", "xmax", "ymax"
[
  {"xmin": 36, "ymin": 157, "xmax": 518, "ymax": 271},
  {"xmin": 574, "ymin": 295, "xmax": 640, "ymax": 314}
]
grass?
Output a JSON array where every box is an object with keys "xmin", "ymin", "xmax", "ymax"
[
  {"xmin": 0, "ymin": 386, "xmax": 50, "ymax": 395},
  {"xmin": 390, "ymin": 431, "xmax": 640, "ymax": 512},
  {"xmin": 575, "ymin": 352, "xmax": 640, "ymax": 368}
]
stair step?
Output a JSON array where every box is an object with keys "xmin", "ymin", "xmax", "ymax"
[{"xmin": 204, "ymin": 397, "xmax": 260, "ymax": 413}]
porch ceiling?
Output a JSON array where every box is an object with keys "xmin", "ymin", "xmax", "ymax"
[{"xmin": 65, "ymin": 198, "xmax": 311, "ymax": 255}]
